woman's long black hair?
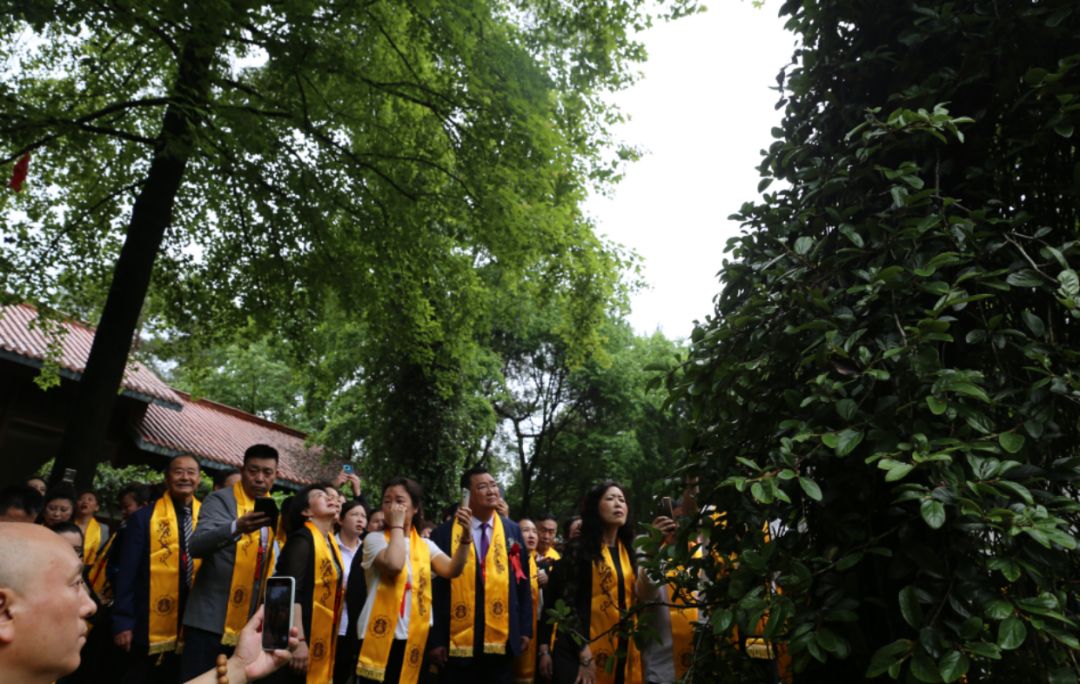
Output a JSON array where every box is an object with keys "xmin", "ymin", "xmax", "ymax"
[{"xmin": 565, "ymin": 480, "xmax": 636, "ymax": 574}]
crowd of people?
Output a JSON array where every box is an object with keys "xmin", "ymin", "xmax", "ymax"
[{"xmin": 0, "ymin": 445, "xmax": 788, "ymax": 684}]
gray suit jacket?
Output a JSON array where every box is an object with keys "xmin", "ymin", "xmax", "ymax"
[{"xmin": 183, "ymin": 487, "xmax": 265, "ymax": 634}]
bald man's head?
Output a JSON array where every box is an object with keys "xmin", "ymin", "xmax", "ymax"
[
  {"xmin": 0, "ymin": 522, "xmax": 96, "ymax": 683},
  {"xmin": 0, "ymin": 523, "xmax": 63, "ymax": 592}
]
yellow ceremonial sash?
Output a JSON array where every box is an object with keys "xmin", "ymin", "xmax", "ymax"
[
  {"xmin": 88, "ymin": 533, "xmax": 116, "ymax": 602},
  {"xmin": 305, "ymin": 522, "xmax": 344, "ymax": 684},
  {"xmin": 82, "ymin": 518, "xmax": 103, "ymax": 567},
  {"xmin": 512, "ymin": 553, "xmax": 539, "ymax": 684},
  {"xmin": 542, "ymin": 546, "xmax": 561, "ymax": 561},
  {"xmin": 666, "ymin": 572, "xmax": 698, "ymax": 680},
  {"xmin": 148, "ymin": 496, "xmax": 201, "ymax": 654},
  {"xmin": 357, "ymin": 528, "xmax": 432, "ymax": 683},
  {"xmin": 449, "ymin": 515, "xmax": 511, "ymax": 656},
  {"xmin": 590, "ymin": 542, "xmax": 641, "ymax": 684},
  {"xmin": 222, "ymin": 482, "xmax": 276, "ymax": 646}
]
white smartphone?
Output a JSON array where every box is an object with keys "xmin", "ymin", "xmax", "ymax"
[
  {"xmin": 461, "ymin": 487, "xmax": 471, "ymax": 511},
  {"xmin": 262, "ymin": 576, "xmax": 295, "ymax": 651}
]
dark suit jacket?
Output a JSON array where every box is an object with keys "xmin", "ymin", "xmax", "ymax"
[
  {"xmin": 343, "ymin": 532, "xmax": 369, "ymax": 641},
  {"xmin": 184, "ymin": 486, "xmax": 271, "ymax": 634},
  {"xmin": 430, "ymin": 515, "xmax": 533, "ymax": 659},
  {"xmin": 112, "ymin": 498, "xmax": 194, "ymax": 645}
]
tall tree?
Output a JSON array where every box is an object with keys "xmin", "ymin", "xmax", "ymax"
[
  {"xmin": 498, "ymin": 317, "xmax": 685, "ymax": 518},
  {"xmin": 1, "ymin": 0, "xmax": 694, "ymax": 489},
  {"xmin": 670, "ymin": 1, "xmax": 1080, "ymax": 682}
]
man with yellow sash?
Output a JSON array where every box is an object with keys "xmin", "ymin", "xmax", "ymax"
[
  {"xmin": 75, "ymin": 490, "xmax": 110, "ymax": 568},
  {"xmin": 536, "ymin": 514, "xmax": 561, "ymax": 563},
  {"xmin": 112, "ymin": 454, "xmax": 202, "ymax": 683},
  {"xmin": 180, "ymin": 444, "xmax": 281, "ymax": 681},
  {"xmin": 430, "ymin": 466, "xmax": 533, "ymax": 683},
  {"xmin": 638, "ymin": 512, "xmax": 699, "ymax": 684}
]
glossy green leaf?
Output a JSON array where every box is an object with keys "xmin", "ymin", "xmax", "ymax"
[
  {"xmin": 920, "ymin": 499, "xmax": 946, "ymax": 529},
  {"xmin": 998, "ymin": 616, "xmax": 1027, "ymax": 650}
]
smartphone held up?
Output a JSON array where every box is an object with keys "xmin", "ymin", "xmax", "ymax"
[{"xmin": 262, "ymin": 576, "xmax": 295, "ymax": 652}]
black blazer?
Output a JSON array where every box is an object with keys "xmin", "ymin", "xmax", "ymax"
[
  {"xmin": 111, "ymin": 499, "xmax": 194, "ymax": 645},
  {"xmin": 430, "ymin": 516, "xmax": 533, "ymax": 658},
  {"xmin": 343, "ymin": 532, "xmax": 368, "ymax": 640},
  {"xmin": 273, "ymin": 526, "xmax": 343, "ymax": 643}
]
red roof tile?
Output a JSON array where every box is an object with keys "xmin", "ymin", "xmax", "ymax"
[
  {"xmin": 0, "ymin": 303, "xmax": 182, "ymax": 408},
  {"xmin": 135, "ymin": 392, "xmax": 338, "ymax": 488}
]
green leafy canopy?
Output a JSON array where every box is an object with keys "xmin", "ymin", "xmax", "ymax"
[{"xmin": 668, "ymin": 1, "xmax": 1080, "ymax": 682}]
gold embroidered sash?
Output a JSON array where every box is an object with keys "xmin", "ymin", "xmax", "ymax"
[
  {"xmin": 590, "ymin": 542, "xmax": 641, "ymax": 684},
  {"xmin": 305, "ymin": 522, "xmax": 344, "ymax": 684},
  {"xmin": 222, "ymin": 482, "xmax": 275, "ymax": 645},
  {"xmin": 148, "ymin": 496, "xmax": 201, "ymax": 654},
  {"xmin": 357, "ymin": 528, "xmax": 432, "ymax": 683},
  {"xmin": 449, "ymin": 515, "xmax": 510, "ymax": 656}
]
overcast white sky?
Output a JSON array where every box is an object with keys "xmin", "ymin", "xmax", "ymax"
[{"xmin": 585, "ymin": 2, "xmax": 795, "ymax": 339}]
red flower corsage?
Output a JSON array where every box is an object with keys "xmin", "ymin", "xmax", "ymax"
[{"xmin": 509, "ymin": 542, "xmax": 526, "ymax": 582}]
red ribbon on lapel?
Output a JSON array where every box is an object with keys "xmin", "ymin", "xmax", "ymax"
[{"xmin": 509, "ymin": 542, "xmax": 526, "ymax": 582}]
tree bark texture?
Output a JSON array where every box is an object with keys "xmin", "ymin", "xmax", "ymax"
[{"xmin": 49, "ymin": 35, "xmax": 219, "ymax": 491}]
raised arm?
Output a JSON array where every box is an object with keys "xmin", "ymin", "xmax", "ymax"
[
  {"xmin": 371, "ymin": 503, "xmax": 408, "ymax": 578},
  {"xmin": 430, "ymin": 507, "xmax": 472, "ymax": 578}
]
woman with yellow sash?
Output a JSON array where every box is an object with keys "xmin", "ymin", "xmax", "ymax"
[
  {"xmin": 74, "ymin": 490, "xmax": 110, "ymax": 568},
  {"xmin": 268, "ymin": 483, "xmax": 344, "ymax": 684},
  {"xmin": 512, "ymin": 518, "xmax": 542, "ymax": 683},
  {"xmin": 355, "ymin": 477, "xmax": 472, "ymax": 684},
  {"xmin": 538, "ymin": 481, "xmax": 642, "ymax": 684}
]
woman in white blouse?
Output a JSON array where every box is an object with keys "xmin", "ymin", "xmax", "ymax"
[{"xmin": 354, "ymin": 478, "xmax": 472, "ymax": 684}]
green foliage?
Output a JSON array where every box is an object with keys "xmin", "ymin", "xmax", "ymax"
[
  {"xmin": 502, "ymin": 319, "xmax": 686, "ymax": 519},
  {"xmin": 1, "ymin": 0, "xmax": 694, "ymax": 492},
  {"xmin": 667, "ymin": 1, "xmax": 1080, "ymax": 681}
]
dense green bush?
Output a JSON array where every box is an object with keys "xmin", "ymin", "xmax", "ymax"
[{"xmin": 665, "ymin": 1, "xmax": 1080, "ymax": 681}]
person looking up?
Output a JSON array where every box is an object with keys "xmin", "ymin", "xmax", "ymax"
[
  {"xmin": 333, "ymin": 499, "xmax": 368, "ymax": 684},
  {"xmin": 539, "ymin": 482, "xmax": 642, "ymax": 684},
  {"xmin": 268, "ymin": 483, "xmax": 343, "ymax": 684},
  {"xmin": 113, "ymin": 454, "xmax": 202, "ymax": 683},
  {"xmin": 512, "ymin": 518, "xmax": 543, "ymax": 684},
  {"xmin": 24, "ymin": 477, "xmax": 47, "ymax": 496},
  {"xmin": 181, "ymin": 445, "xmax": 281, "ymax": 680},
  {"xmin": 430, "ymin": 466, "xmax": 532, "ymax": 682},
  {"xmin": 354, "ymin": 478, "xmax": 472, "ymax": 684},
  {"xmin": 0, "ymin": 485, "xmax": 42, "ymax": 523},
  {"xmin": 75, "ymin": 490, "xmax": 110, "ymax": 568}
]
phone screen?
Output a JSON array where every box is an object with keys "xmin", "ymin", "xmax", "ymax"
[
  {"xmin": 254, "ymin": 497, "xmax": 279, "ymax": 531},
  {"xmin": 658, "ymin": 496, "xmax": 674, "ymax": 519},
  {"xmin": 262, "ymin": 577, "xmax": 295, "ymax": 651},
  {"xmin": 342, "ymin": 464, "xmax": 353, "ymax": 474}
]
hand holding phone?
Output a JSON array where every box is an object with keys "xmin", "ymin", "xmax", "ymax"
[{"xmin": 262, "ymin": 577, "xmax": 295, "ymax": 651}]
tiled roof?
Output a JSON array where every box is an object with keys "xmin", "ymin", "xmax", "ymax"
[
  {"xmin": 0, "ymin": 303, "xmax": 182, "ymax": 409},
  {"xmin": 134, "ymin": 392, "xmax": 338, "ymax": 488}
]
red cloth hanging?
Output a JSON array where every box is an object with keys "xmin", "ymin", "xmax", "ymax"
[{"xmin": 9, "ymin": 153, "xmax": 30, "ymax": 192}]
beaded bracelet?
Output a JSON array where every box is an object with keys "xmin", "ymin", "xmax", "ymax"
[{"xmin": 215, "ymin": 654, "xmax": 229, "ymax": 684}]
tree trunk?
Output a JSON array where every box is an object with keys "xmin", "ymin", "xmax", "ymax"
[{"xmin": 49, "ymin": 35, "xmax": 219, "ymax": 491}]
